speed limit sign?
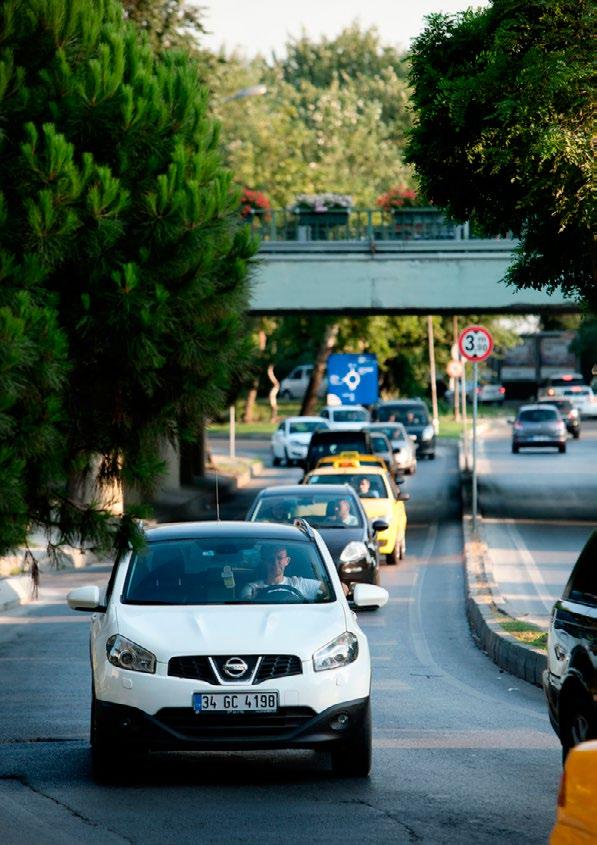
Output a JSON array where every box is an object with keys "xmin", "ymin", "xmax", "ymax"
[{"xmin": 458, "ymin": 325, "xmax": 494, "ymax": 362}]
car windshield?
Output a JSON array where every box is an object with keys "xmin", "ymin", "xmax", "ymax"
[
  {"xmin": 308, "ymin": 473, "xmax": 388, "ymax": 498},
  {"xmin": 122, "ymin": 538, "xmax": 335, "ymax": 605},
  {"xmin": 548, "ymin": 376, "xmax": 584, "ymax": 388},
  {"xmin": 333, "ymin": 409, "xmax": 368, "ymax": 422},
  {"xmin": 251, "ymin": 492, "xmax": 364, "ymax": 529},
  {"xmin": 288, "ymin": 421, "xmax": 326, "ymax": 434},
  {"xmin": 370, "ymin": 425, "xmax": 407, "ymax": 442},
  {"xmin": 377, "ymin": 405, "xmax": 428, "ymax": 425},
  {"xmin": 370, "ymin": 435, "xmax": 389, "ymax": 452},
  {"xmin": 539, "ymin": 400, "xmax": 572, "ymax": 412},
  {"xmin": 519, "ymin": 408, "xmax": 558, "ymax": 422},
  {"xmin": 309, "ymin": 440, "xmax": 365, "ymax": 461},
  {"xmin": 563, "ymin": 388, "xmax": 591, "ymax": 397}
]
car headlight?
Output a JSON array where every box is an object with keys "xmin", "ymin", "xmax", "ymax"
[
  {"xmin": 106, "ymin": 635, "xmax": 156, "ymax": 674},
  {"xmin": 339, "ymin": 541, "xmax": 368, "ymax": 564},
  {"xmin": 313, "ymin": 632, "xmax": 359, "ymax": 672},
  {"xmin": 421, "ymin": 425, "xmax": 434, "ymax": 441}
]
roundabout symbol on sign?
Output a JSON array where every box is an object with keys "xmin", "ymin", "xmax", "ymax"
[{"xmin": 458, "ymin": 325, "xmax": 494, "ymax": 363}]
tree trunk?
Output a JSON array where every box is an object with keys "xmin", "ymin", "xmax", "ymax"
[
  {"xmin": 243, "ymin": 381, "xmax": 259, "ymax": 423},
  {"xmin": 267, "ymin": 364, "xmax": 280, "ymax": 422},
  {"xmin": 180, "ymin": 424, "xmax": 206, "ymax": 484},
  {"xmin": 300, "ymin": 321, "xmax": 339, "ymax": 416}
]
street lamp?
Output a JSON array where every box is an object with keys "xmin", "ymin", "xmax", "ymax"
[{"xmin": 222, "ymin": 84, "xmax": 267, "ymax": 103}]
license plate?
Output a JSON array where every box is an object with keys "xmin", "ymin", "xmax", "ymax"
[{"xmin": 192, "ymin": 692, "xmax": 279, "ymax": 713}]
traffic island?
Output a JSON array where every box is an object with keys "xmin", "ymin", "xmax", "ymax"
[{"xmin": 459, "ymin": 442, "xmax": 547, "ymax": 688}]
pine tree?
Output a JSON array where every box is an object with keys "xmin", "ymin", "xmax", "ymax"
[{"xmin": 0, "ymin": 0, "xmax": 256, "ymax": 555}]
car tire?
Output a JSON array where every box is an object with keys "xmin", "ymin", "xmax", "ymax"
[
  {"xmin": 284, "ymin": 449, "xmax": 293, "ymax": 467},
  {"xmin": 427, "ymin": 452, "xmax": 435, "ymax": 460},
  {"xmin": 279, "ymin": 390, "xmax": 291, "ymax": 400},
  {"xmin": 386, "ymin": 543, "xmax": 399, "ymax": 566},
  {"xmin": 512, "ymin": 445, "xmax": 519, "ymax": 454},
  {"xmin": 573, "ymin": 431, "xmax": 580, "ymax": 439},
  {"xmin": 90, "ymin": 694, "xmax": 143, "ymax": 783},
  {"xmin": 561, "ymin": 692, "xmax": 596, "ymax": 763},
  {"xmin": 272, "ymin": 455, "xmax": 281, "ymax": 467},
  {"xmin": 559, "ymin": 444, "xmax": 566, "ymax": 454},
  {"xmin": 330, "ymin": 701, "xmax": 372, "ymax": 778}
]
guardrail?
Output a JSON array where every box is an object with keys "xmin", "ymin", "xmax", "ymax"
[{"xmin": 247, "ymin": 207, "xmax": 514, "ymax": 243}]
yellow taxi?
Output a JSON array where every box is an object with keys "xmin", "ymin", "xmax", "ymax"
[
  {"xmin": 304, "ymin": 456, "xmax": 407, "ymax": 565},
  {"xmin": 551, "ymin": 740, "xmax": 597, "ymax": 844}
]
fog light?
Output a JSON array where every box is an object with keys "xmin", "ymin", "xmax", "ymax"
[{"xmin": 330, "ymin": 713, "xmax": 350, "ymax": 731}]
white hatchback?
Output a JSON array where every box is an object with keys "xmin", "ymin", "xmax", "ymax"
[
  {"xmin": 67, "ymin": 520, "xmax": 388, "ymax": 780},
  {"xmin": 320, "ymin": 405, "xmax": 370, "ymax": 431},
  {"xmin": 271, "ymin": 416, "xmax": 329, "ymax": 466}
]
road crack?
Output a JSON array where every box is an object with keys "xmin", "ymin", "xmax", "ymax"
[
  {"xmin": 340, "ymin": 798, "xmax": 422, "ymax": 841},
  {"xmin": 0, "ymin": 774, "xmax": 135, "ymax": 845}
]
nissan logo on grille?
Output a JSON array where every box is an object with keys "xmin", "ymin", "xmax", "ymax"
[{"xmin": 223, "ymin": 657, "xmax": 249, "ymax": 678}]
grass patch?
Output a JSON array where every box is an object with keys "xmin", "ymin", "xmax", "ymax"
[
  {"xmin": 207, "ymin": 399, "xmax": 509, "ymax": 438},
  {"xmin": 498, "ymin": 618, "xmax": 548, "ymax": 650}
]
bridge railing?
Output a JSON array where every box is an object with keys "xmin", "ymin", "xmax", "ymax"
[{"xmin": 247, "ymin": 207, "xmax": 513, "ymax": 242}]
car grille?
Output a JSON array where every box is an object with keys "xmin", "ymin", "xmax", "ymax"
[
  {"xmin": 155, "ymin": 706, "xmax": 315, "ymax": 739},
  {"xmin": 168, "ymin": 654, "xmax": 302, "ymax": 685}
]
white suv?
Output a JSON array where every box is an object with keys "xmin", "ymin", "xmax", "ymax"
[
  {"xmin": 279, "ymin": 365, "xmax": 327, "ymax": 400},
  {"xmin": 68, "ymin": 521, "xmax": 388, "ymax": 780}
]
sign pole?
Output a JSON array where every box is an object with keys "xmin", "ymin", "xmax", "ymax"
[
  {"xmin": 229, "ymin": 405, "xmax": 236, "ymax": 459},
  {"xmin": 472, "ymin": 361, "xmax": 478, "ymax": 531},
  {"xmin": 461, "ymin": 361, "xmax": 468, "ymax": 469}
]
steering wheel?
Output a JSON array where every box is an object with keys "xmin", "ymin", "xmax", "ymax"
[{"xmin": 256, "ymin": 584, "xmax": 304, "ymax": 602}]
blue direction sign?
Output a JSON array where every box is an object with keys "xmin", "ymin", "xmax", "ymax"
[{"xmin": 327, "ymin": 354, "xmax": 379, "ymax": 405}]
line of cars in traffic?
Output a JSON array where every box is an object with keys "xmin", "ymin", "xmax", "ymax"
[{"xmin": 510, "ymin": 375, "xmax": 595, "ymax": 452}]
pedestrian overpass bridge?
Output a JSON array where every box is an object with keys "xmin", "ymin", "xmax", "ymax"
[{"xmin": 248, "ymin": 209, "xmax": 575, "ymax": 315}]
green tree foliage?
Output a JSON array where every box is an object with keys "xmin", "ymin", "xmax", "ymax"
[
  {"xmin": 407, "ymin": 0, "xmax": 594, "ymax": 307},
  {"xmin": 0, "ymin": 0, "xmax": 256, "ymax": 555},
  {"xmin": 121, "ymin": 0, "xmax": 206, "ymax": 52},
  {"xmin": 211, "ymin": 25, "xmax": 414, "ymax": 206}
]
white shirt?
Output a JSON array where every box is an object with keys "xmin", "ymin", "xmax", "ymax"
[{"xmin": 241, "ymin": 575, "xmax": 322, "ymax": 601}]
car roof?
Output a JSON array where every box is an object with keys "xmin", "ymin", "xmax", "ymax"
[
  {"xmin": 284, "ymin": 415, "xmax": 327, "ymax": 422},
  {"xmin": 376, "ymin": 398, "xmax": 426, "ymax": 405},
  {"xmin": 145, "ymin": 520, "xmax": 312, "ymax": 543},
  {"xmin": 309, "ymin": 429, "xmax": 369, "ymax": 440},
  {"xmin": 308, "ymin": 464, "xmax": 387, "ymax": 477},
  {"xmin": 253, "ymin": 484, "xmax": 357, "ymax": 496},
  {"xmin": 322, "ymin": 404, "xmax": 367, "ymax": 411},
  {"xmin": 518, "ymin": 404, "xmax": 558, "ymax": 412}
]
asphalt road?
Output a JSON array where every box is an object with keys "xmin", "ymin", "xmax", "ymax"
[
  {"xmin": 0, "ymin": 439, "xmax": 562, "ymax": 844},
  {"xmin": 477, "ymin": 418, "xmax": 597, "ymax": 627}
]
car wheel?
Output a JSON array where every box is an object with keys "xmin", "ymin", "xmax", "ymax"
[
  {"xmin": 284, "ymin": 448, "xmax": 293, "ymax": 467},
  {"xmin": 272, "ymin": 455, "xmax": 281, "ymax": 467},
  {"xmin": 512, "ymin": 444, "xmax": 519, "ymax": 454},
  {"xmin": 559, "ymin": 444, "xmax": 566, "ymax": 454},
  {"xmin": 90, "ymin": 694, "xmax": 141, "ymax": 782},
  {"xmin": 330, "ymin": 700, "xmax": 372, "ymax": 778},
  {"xmin": 573, "ymin": 431, "xmax": 580, "ymax": 439},
  {"xmin": 279, "ymin": 389, "xmax": 291, "ymax": 400},
  {"xmin": 561, "ymin": 693, "xmax": 596, "ymax": 763},
  {"xmin": 427, "ymin": 452, "xmax": 436, "ymax": 460},
  {"xmin": 386, "ymin": 543, "xmax": 399, "ymax": 566}
]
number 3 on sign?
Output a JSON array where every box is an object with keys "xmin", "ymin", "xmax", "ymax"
[{"xmin": 458, "ymin": 325, "xmax": 494, "ymax": 362}]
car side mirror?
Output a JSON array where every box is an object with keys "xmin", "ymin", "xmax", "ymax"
[
  {"xmin": 392, "ymin": 446, "xmax": 401, "ymax": 454},
  {"xmin": 371, "ymin": 519, "xmax": 389, "ymax": 534},
  {"xmin": 398, "ymin": 492, "xmax": 410, "ymax": 501},
  {"xmin": 352, "ymin": 583, "xmax": 389, "ymax": 609},
  {"xmin": 67, "ymin": 585, "xmax": 106, "ymax": 612}
]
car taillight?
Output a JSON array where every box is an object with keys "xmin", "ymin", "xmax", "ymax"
[
  {"xmin": 513, "ymin": 422, "xmax": 523, "ymax": 431},
  {"xmin": 499, "ymin": 387, "xmax": 506, "ymax": 394}
]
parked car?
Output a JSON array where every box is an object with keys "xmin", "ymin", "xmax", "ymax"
[
  {"xmin": 510, "ymin": 404, "xmax": 567, "ymax": 453},
  {"xmin": 364, "ymin": 422, "xmax": 417, "ymax": 475},
  {"xmin": 561, "ymin": 386, "xmax": 597, "ymax": 419},
  {"xmin": 319, "ymin": 405, "xmax": 370, "ymax": 431},
  {"xmin": 279, "ymin": 365, "xmax": 327, "ymax": 400},
  {"xmin": 543, "ymin": 531, "xmax": 597, "ymax": 762},
  {"xmin": 304, "ymin": 429, "xmax": 374, "ymax": 474},
  {"xmin": 271, "ymin": 416, "xmax": 330, "ymax": 466},
  {"xmin": 537, "ymin": 398, "xmax": 581, "ymax": 438},
  {"xmin": 246, "ymin": 485, "xmax": 386, "ymax": 593},
  {"xmin": 304, "ymin": 457, "xmax": 408, "ymax": 565},
  {"xmin": 550, "ymin": 740, "xmax": 597, "ymax": 844},
  {"xmin": 67, "ymin": 520, "xmax": 388, "ymax": 780},
  {"xmin": 371, "ymin": 399, "xmax": 436, "ymax": 459},
  {"xmin": 472, "ymin": 381, "xmax": 506, "ymax": 404}
]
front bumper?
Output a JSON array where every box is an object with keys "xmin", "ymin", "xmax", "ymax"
[
  {"xmin": 93, "ymin": 696, "xmax": 370, "ymax": 752},
  {"xmin": 415, "ymin": 438, "xmax": 435, "ymax": 456}
]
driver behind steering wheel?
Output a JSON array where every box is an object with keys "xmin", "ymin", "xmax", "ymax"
[{"xmin": 241, "ymin": 546, "xmax": 323, "ymax": 601}]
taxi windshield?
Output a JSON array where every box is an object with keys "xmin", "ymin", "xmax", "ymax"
[
  {"xmin": 308, "ymin": 473, "xmax": 388, "ymax": 498},
  {"xmin": 122, "ymin": 538, "xmax": 335, "ymax": 605}
]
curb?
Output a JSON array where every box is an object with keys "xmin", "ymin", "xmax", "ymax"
[
  {"xmin": 459, "ymin": 438, "xmax": 547, "ymax": 688},
  {"xmin": 0, "ymin": 573, "xmax": 33, "ymax": 613}
]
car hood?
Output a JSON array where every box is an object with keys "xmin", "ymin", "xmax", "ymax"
[
  {"xmin": 316, "ymin": 527, "xmax": 364, "ymax": 562},
  {"xmin": 286, "ymin": 432, "xmax": 314, "ymax": 444},
  {"xmin": 361, "ymin": 499, "xmax": 393, "ymax": 520},
  {"xmin": 116, "ymin": 601, "xmax": 348, "ymax": 663}
]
